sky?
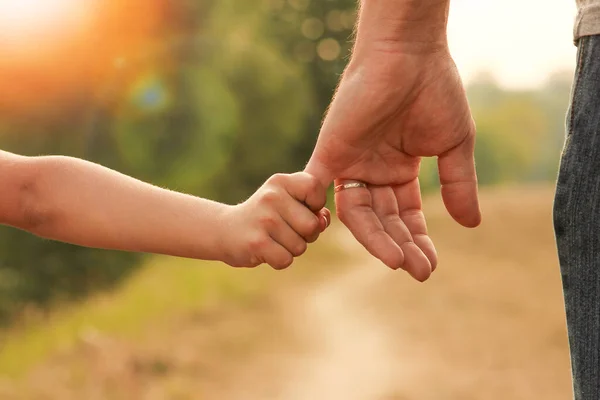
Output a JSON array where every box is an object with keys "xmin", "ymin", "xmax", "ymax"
[
  {"xmin": 0, "ymin": 0, "xmax": 578, "ymax": 91},
  {"xmin": 448, "ymin": 0, "xmax": 578, "ymax": 89}
]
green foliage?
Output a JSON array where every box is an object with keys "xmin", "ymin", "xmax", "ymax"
[
  {"xmin": 0, "ymin": 255, "xmax": 270, "ymax": 378},
  {"xmin": 0, "ymin": 0, "xmax": 317, "ymax": 323},
  {"xmin": 0, "ymin": 228, "xmax": 140, "ymax": 324},
  {"xmin": 469, "ymin": 73, "xmax": 572, "ymax": 187},
  {"xmin": 262, "ymin": 0, "xmax": 357, "ymax": 169},
  {"xmin": 208, "ymin": 42, "xmax": 313, "ymax": 202},
  {"xmin": 0, "ymin": 0, "xmax": 574, "ymax": 325},
  {"xmin": 418, "ymin": 72, "xmax": 572, "ymax": 192}
]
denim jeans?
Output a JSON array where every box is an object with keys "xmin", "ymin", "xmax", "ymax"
[{"xmin": 555, "ymin": 35, "xmax": 600, "ymax": 400}]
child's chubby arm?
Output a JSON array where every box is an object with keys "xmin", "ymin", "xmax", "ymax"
[
  {"xmin": 219, "ymin": 172, "xmax": 331, "ymax": 270},
  {"xmin": 0, "ymin": 151, "xmax": 329, "ymax": 269},
  {"xmin": 0, "ymin": 150, "xmax": 232, "ymax": 261}
]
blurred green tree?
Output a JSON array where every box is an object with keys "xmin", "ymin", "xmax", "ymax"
[
  {"xmin": 261, "ymin": 0, "xmax": 357, "ymax": 169},
  {"xmin": 420, "ymin": 71, "xmax": 572, "ymax": 191},
  {"xmin": 0, "ymin": 0, "xmax": 573, "ymax": 324},
  {"xmin": 0, "ymin": 0, "xmax": 316, "ymax": 323}
]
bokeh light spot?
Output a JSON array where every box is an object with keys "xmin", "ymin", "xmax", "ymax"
[
  {"xmin": 288, "ymin": 0, "xmax": 310, "ymax": 11},
  {"xmin": 326, "ymin": 10, "xmax": 344, "ymax": 32},
  {"xmin": 130, "ymin": 75, "xmax": 171, "ymax": 113},
  {"xmin": 302, "ymin": 18, "xmax": 324, "ymax": 40},
  {"xmin": 340, "ymin": 10, "xmax": 356, "ymax": 30},
  {"xmin": 317, "ymin": 38, "xmax": 341, "ymax": 61}
]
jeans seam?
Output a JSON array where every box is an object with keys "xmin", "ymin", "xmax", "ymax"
[{"xmin": 569, "ymin": 38, "xmax": 588, "ymax": 136}]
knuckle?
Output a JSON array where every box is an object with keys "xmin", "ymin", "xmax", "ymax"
[
  {"xmin": 258, "ymin": 214, "xmax": 278, "ymax": 230},
  {"xmin": 247, "ymin": 234, "xmax": 270, "ymax": 253},
  {"xmin": 303, "ymin": 217, "xmax": 320, "ymax": 235},
  {"xmin": 267, "ymin": 173, "xmax": 286, "ymax": 186},
  {"xmin": 246, "ymin": 255, "xmax": 262, "ymax": 268},
  {"xmin": 230, "ymin": 254, "xmax": 261, "ymax": 269},
  {"xmin": 306, "ymin": 232, "xmax": 320, "ymax": 244},
  {"xmin": 235, "ymin": 253, "xmax": 262, "ymax": 269},
  {"xmin": 291, "ymin": 241, "xmax": 308, "ymax": 257},
  {"xmin": 260, "ymin": 188, "xmax": 281, "ymax": 205}
]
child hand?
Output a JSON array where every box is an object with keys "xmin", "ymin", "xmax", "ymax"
[{"xmin": 221, "ymin": 172, "xmax": 330, "ymax": 269}]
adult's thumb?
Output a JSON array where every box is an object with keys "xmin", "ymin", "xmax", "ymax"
[{"xmin": 437, "ymin": 135, "xmax": 481, "ymax": 228}]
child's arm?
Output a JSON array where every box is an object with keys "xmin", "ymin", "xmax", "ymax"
[
  {"xmin": 0, "ymin": 151, "xmax": 329, "ymax": 269},
  {"xmin": 0, "ymin": 150, "xmax": 232, "ymax": 261}
]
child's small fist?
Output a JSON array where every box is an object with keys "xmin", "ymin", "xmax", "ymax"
[{"xmin": 222, "ymin": 172, "xmax": 329, "ymax": 270}]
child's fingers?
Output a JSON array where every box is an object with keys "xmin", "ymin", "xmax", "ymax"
[
  {"xmin": 306, "ymin": 208, "xmax": 331, "ymax": 243},
  {"xmin": 318, "ymin": 208, "xmax": 331, "ymax": 232},
  {"xmin": 272, "ymin": 172, "xmax": 326, "ymax": 213},
  {"xmin": 262, "ymin": 240, "xmax": 294, "ymax": 270},
  {"xmin": 268, "ymin": 216, "xmax": 309, "ymax": 257},
  {"xmin": 277, "ymin": 198, "xmax": 321, "ymax": 241}
]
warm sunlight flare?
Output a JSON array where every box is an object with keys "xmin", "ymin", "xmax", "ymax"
[
  {"xmin": 0, "ymin": 0, "xmax": 90, "ymax": 50},
  {"xmin": 0, "ymin": 0, "xmax": 165, "ymax": 115}
]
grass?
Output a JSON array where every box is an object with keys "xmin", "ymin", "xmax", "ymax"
[
  {"xmin": 0, "ymin": 257, "xmax": 266, "ymax": 379},
  {"xmin": 0, "ymin": 230, "xmax": 344, "ymax": 380},
  {"xmin": 0, "ymin": 186, "xmax": 572, "ymax": 399}
]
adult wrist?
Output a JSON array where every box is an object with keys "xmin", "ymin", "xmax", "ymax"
[{"xmin": 354, "ymin": 0, "xmax": 450, "ymax": 56}]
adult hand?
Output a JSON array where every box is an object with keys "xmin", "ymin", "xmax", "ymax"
[{"xmin": 305, "ymin": 47, "xmax": 481, "ymax": 282}]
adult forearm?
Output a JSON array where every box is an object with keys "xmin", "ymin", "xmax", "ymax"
[
  {"xmin": 354, "ymin": 0, "xmax": 450, "ymax": 55},
  {"xmin": 21, "ymin": 156, "xmax": 228, "ymax": 260}
]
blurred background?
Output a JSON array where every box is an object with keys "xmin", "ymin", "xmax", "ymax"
[{"xmin": 0, "ymin": 0, "xmax": 578, "ymax": 399}]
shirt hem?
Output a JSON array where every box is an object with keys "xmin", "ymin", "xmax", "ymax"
[{"xmin": 575, "ymin": 4, "xmax": 600, "ymax": 42}]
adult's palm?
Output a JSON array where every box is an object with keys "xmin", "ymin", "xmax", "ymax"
[{"xmin": 306, "ymin": 50, "xmax": 481, "ymax": 282}]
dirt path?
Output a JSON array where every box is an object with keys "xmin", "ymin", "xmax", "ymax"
[
  {"xmin": 275, "ymin": 266, "xmax": 400, "ymax": 400},
  {"xmin": 218, "ymin": 187, "xmax": 574, "ymax": 400},
  {"xmin": 3, "ymin": 187, "xmax": 574, "ymax": 400},
  {"xmin": 214, "ymin": 227, "xmax": 409, "ymax": 400}
]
